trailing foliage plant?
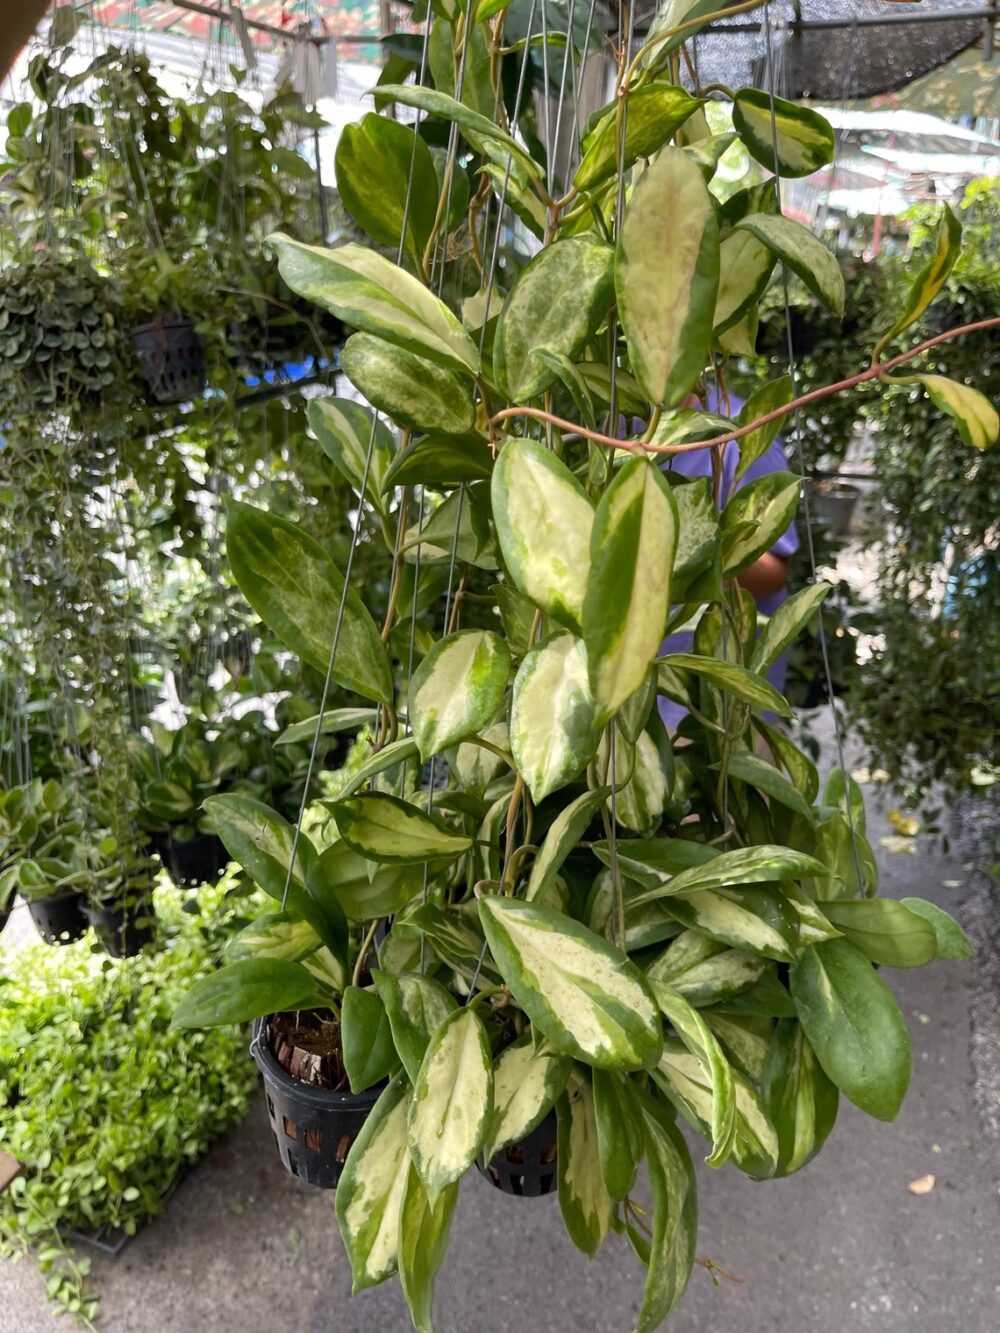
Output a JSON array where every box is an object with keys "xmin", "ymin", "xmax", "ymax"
[{"xmin": 177, "ymin": 4, "xmax": 991, "ymax": 1327}]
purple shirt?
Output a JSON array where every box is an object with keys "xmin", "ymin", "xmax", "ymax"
[{"xmin": 659, "ymin": 398, "xmax": 799, "ymax": 729}]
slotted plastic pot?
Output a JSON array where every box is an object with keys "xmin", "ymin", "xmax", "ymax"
[
  {"xmin": 131, "ymin": 316, "xmax": 205, "ymax": 404},
  {"xmin": 478, "ymin": 1110, "xmax": 559, "ymax": 1197},
  {"xmin": 84, "ymin": 898, "xmax": 156, "ymax": 958},
  {"xmin": 154, "ymin": 832, "xmax": 230, "ymax": 888},
  {"xmin": 251, "ymin": 1017, "xmax": 383, "ymax": 1190},
  {"xmin": 27, "ymin": 891, "xmax": 88, "ymax": 946}
]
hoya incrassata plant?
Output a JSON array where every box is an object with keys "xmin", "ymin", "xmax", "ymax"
[{"xmin": 187, "ymin": 3, "xmax": 993, "ymax": 1328}]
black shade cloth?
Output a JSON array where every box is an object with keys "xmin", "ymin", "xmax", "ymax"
[{"xmin": 627, "ymin": 1, "xmax": 990, "ymax": 100}]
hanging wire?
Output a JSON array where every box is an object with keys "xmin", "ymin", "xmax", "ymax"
[{"xmin": 760, "ymin": 3, "xmax": 867, "ymax": 890}]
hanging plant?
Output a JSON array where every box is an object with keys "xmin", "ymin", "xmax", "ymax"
[
  {"xmin": 174, "ymin": 2, "xmax": 995, "ymax": 1328},
  {"xmin": 0, "ymin": 249, "xmax": 134, "ymax": 422}
]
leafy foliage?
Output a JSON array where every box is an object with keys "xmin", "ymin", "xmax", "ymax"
[
  {"xmin": 169, "ymin": 22, "xmax": 984, "ymax": 1329},
  {"xmin": 0, "ymin": 878, "xmax": 258, "ymax": 1323}
]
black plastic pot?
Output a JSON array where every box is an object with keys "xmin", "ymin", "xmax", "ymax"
[
  {"xmin": 27, "ymin": 891, "xmax": 88, "ymax": 946},
  {"xmin": 810, "ymin": 479, "xmax": 861, "ymax": 537},
  {"xmin": 478, "ymin": 1110, "xmax": 558, "ymax": 1197},
  {"xmin": 131, "ymin": 316, "xmax": 205, "ymax": 404},
  {"xmin": 251, "ymin": 1017, "xmax": 382, "ymax": 1190},
  {"xmin": 84, "ymin": 898, "xmax": 156, "ymax": 958},
  {"xmin": 154, "ymin": 832, "xmax": 230, "ymax": 888}
]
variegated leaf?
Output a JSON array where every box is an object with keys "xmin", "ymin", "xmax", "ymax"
[
  {"xmin": 495, "ymin": 238, "xmax": 615, "ymax": 400},
  {"xmin": 226, "ymin": 501, "xmax": 392, "ymax": 704},
  {"xmin": 335, "ymin": 1072, "xmax": 413, "ymax": 1293},
  {"xmin": 734, "ymin": 214, "xmax": 844, "ymax": 316},
  {"xmin": 592, "ymin": 836, "xmax": 718, "ymax": 892},
  {"xmin": 482, "ymin": 1034, "xmax": 572, "ymax": 1162},
  {"xmin": 732, "ymin": 90, "xmax": 835, "ymax": 178},
  {"xmin": 331, "ymin": 793, "xmax": 474, "ymax": 864},
  {"xmin": 630, "ymin": 843, "xmax": 829, "ymax": 908},
  {"xmin": 224, "ymin": 911, "xmax": 321, "ymax": 964},
  {"xmin": 526, "ymin": 787, "xmax": 610, "ymax": 904},
  {"xmin": 204, "ymin": 794, "xmax": 346, "ymax": 960},
  {"xmin": 276, "ymin": 707, "xmax": 377, "ymax": 747},
  {"xmin": 666, "ymin": 884, "xmax": 801, "ymax": 963},
  {"xmin": 616, "ymin": 148, "xmax": 720, "ymax": 406},
  {"xmin": 450, "ymin": 719, "xmax": 510, "ymax": 799},
  {"xmin": 557, "ymin": 1072, "xmax": 613, "ymax": 1257},
  {"xmin": 341, "ymin": 332, "xmax": 475, "ymax": 436},
  {"xmin": 915, "ymin": 374, "xmax": 999, "ymax": 451},
  {"xmin": 753, "ymin": 718, "xmax": 820, "ymax": 805},
  {"xmin": 632, "ymin": 1087, "xmax": 698, "ymax": 1332},
  {"xmin": 640, "ymin": 0, "xmax": 727, "ymax": 67},
  {"xmin": 407, "ymin": 1006, "xmax": 493, "ymax": 1200},
  {"xmin": 403, "ymin": 484, "xmax": 496, "ymax": 569},
  {"xmin": 721, "ymin": 470, "xmax": 801, "ymax": 576},
  {"xmin": 651, "ymin": 981, "xmax": 737, "ymax": 1166},
  {"xmin": 270, "ymin": 234, "xmax": 479, "ymax": 373},
  {"xmin": 714, "ymin": 228, "xmax": 775, "ymax": 335},
  {"xmin": 598, "ymin": 722, "xmax": 672, "ymax": 835},
  {"xmin": 375, "ymin": 84, "xmax": 543, "ymax": 183},
  {"xmin": 478, "ymin": 895, "xmax": 663, "ymax": 1070},
  {"xmin": 646, "ymin": 929, "xmax": 765, "ymax": 1007},
  {"xmin": 397, "ymin": 1165, "xmax": 459, "ymax": 1333},
  {"xmin": 372, "ymin": 970, "xmax": 458, "ymax": 1085},
  {"xmin": 584, "ymin": 458, "xmax": 678, "ymax": 723},
  {"xmin": 660, "ymin": 653, "xmax": 792, "ymax": 719},
  {"xmin": 409, "ymin": 630, "xmax": 510, "ymax": 761},
  {"xmin": 761, "ymin": 1018, "xmax": 839, "ymax": 1177},
  {"xmin": 334, "ymin": 113, "xmax": 438, "ymax": 262},
  {"xmin": 655, "ymin": 1039, "xmax": 778, "ymax": 1178},
  {"xmin": 491, "ymin": 437, "xmax": 594, "ymax": 633},
  {"xmin": 702, "ymin": 1012, "xmax": 772, "ymax": 1082},
  {"xmin": 781, "ymin": 881, "xmax": 841, "ymax": 946},
  {"xmin": 308, "ymin": 396, "xmax": 395, "ymax": 515},
  {"xmin": 715, "ymin": 306, "xmax": 758, "ymax": 357},
  {"xmin": 881, "ymin": 204, "xmax": 961, "ymax": 344},
  {"xmin": 481, "ymin": 162, "xmax": 546, "ymax": 238},
  {"xmin": 575, "ymin": 84, "xmax": 703, "ymax": 192},
  {"xmin": 510, "ymin": 633, "xmax": 599, "ymax": 803}
]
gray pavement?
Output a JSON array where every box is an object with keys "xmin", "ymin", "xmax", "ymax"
[{"xmin": 2, "ymin": 732, "xmax": 999, "ymax": 1333}]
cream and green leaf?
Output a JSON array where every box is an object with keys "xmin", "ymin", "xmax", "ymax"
[
  {"xmin": 479, "ymin": 896, "xmax": 663, "ymax": 1070},
  {"xmin": 407, "ymin": 1006, "xmax": 494, "ymax": 1200},
  {"xmin": 408, "ymin": 630, "xmax": 511, "ymax": 761}
]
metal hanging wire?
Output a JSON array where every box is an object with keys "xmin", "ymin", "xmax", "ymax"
[{"xmin": 760, "ymin": 3, "xmax": 867, "ymax": 890}]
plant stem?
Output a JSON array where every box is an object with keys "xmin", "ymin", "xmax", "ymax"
[
  {"xmin": 351, "ymin": 917, "xmax": 383, "ymax": 989},
  {"xmin": 489, "ymin": 316, "xmax": 1000, "ymax": 454}
]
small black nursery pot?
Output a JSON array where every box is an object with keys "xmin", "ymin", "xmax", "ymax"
[
  {"xmin": 27, "ymin": 891, "xmax": 88, "ymax": 946},
  {"xmin": 251, "ymin": 1016, "xmax": 383, "ymax": 1190},
  {"xmin": 478, "ymin": 1110, "xmax": 559, "ymax": 1198}
]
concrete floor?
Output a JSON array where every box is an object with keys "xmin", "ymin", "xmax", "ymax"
[{"xmin": 2, "ymin": 743, "xmax": 999, "ymax": 1332}]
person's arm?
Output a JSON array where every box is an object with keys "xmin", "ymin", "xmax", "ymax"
[{"xmin": 737, "ymin": 551, "xmax": 790, "ymax": 600}]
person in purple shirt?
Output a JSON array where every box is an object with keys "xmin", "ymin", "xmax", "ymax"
[{"xmin": 658, "ymin": 391, "xmax": 800, "ymax": 731}]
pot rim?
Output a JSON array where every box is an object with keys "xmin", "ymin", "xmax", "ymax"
[{"xmin": 250, "ymin": 1015, "xmax": 386, "ymax": 1111}]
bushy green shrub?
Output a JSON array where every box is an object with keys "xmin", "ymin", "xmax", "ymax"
[{"xmin": 0, "ymin": 875, "xmax": 259, "ymax": 1324}]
